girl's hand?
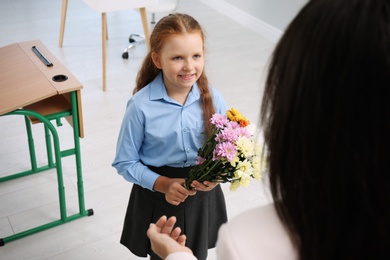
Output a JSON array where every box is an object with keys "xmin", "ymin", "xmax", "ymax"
[
  {"xmin": 154, "ymin": 176, "xmax": 196, "ymax": 206},
  {"xmin": 190, "ymin": 180, "xmax": 219, "ymax": 192},
  {"xmin": 165, "ymin": 178, "xmax": 196, "ymax": 205}
]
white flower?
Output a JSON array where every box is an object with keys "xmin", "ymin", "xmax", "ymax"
[
  {"xmin": 236, "ymin": 159, "xmax": 253, "ymax": 174},
  {"xmin": 229, "ymin": 180, "xmax": 241, "ymax": 191},
  {"xmin": 233, "ymin": 169, "xmax": 251, "ymax": 188},
  {"xmin": 229, "ymin": 154, "xmax": 240, "ymax": 167},
  {"xmin": 239, "ymin": 172, "xmax": 251, "ymax": 188},
  {"xmin": 236, "ymin": 136, "xmax": 254, "ymax": 157}
]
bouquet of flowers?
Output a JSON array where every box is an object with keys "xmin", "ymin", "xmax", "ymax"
[{"xmin": 184, "ymin": 108, "xmax": 266, "ymax": 191}]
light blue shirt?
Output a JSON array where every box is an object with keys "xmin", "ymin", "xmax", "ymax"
[{"xmin": 112, "ymin": 73, "xmax": 227, "ymax": 191}]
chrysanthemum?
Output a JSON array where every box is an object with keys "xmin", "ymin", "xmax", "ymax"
[
  {"xmin": 213, "ymin": 141, "xmax": 237, "ymax": 161},
  {"xmin": 210, "ymin": 113, "xmax": 228, "ymax": 128},
  {"xmin": 226, "ymin": 108, "xmax": 250, "ymax": 127},
  {"xmin": 229, "ymin": 155, "xmax": 240, "ymax": 167},
  {"xmin": 215, "ymin": 127, "xmax": 240, "ymax": 142},
  {"xmin": 236, "ymin": 159, "xmax": 253, "ymax": 174},
  {"xmin": 229, "ymin": 180, "xmax": 241, "ymax": 191},
  {"xmin": 240, "ymin": 173, "xmax": 251, "ymax": 187},
  {"xmin": 233, "ymin": 169, "xmax": 251, "ymax": 188},
  {"xmin": 196, "ymin": 156, "xmax": 206, "ymax": 165},
  {"xmin": 236, "ymin": 136, "xmax": 254, "ymax": 157}
]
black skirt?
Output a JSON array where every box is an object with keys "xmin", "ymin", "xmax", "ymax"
[{"xmin": 120, "ymin": 165, "xmax": 228, "ymax": 260}]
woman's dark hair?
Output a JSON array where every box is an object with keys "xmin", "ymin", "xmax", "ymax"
[
  {"xmin": 261, "ymin": 0, "xmax": 390, "ymax": 259},
  {"xmin": 134, "ymin": 13, "xmax": 215, "ymax": 135}
]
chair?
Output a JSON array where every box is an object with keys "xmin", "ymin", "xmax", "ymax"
[
  {"xmin": 58, "ymin": 0, "xmax": 158, "ymax": 91},
  {"xmin": 122, "ymin": 0, "xmax": 179, "ymax": 59}
]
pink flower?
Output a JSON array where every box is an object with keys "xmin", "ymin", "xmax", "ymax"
[
  {"xmin": 196, "ymin": 156, "xmax": 206, "ymax": 165},
  {"xmin": 226, "ymin": 120, "xmax": 240, "ymax": 130},
  {"xmin": 213, "ymin": 141, "xmax": 237, "ymax": 161},
  {"xmin": 215, "ymin": 127, "xmax": 240, "ymax": 142},
  {"xmin": 210, "ymin": 113, "xmax": 228, "ymax": 128},
  {"xmin": 239, "ymin": 127, "xmax": 251, "ymax": 138}
]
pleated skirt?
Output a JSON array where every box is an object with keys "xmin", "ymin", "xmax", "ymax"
[{"xmin": 120, "ymin": 165, "xmax": 228, "ymax": 260}]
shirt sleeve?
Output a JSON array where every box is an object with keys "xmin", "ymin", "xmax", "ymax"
[
  {"xmin": 112, "ymin": 98, "xmax": 160, "ymax": 191},
  {"xmin": 215, "ymin": 224, "xmax": 242, "ymax": 260},
  {"xmin": 211, "ymin": 87, "xmax": 228, "ymax": 114},
  {"xmin": 166, "ymin": 252, "xmax": 198, "ymax": 260}
]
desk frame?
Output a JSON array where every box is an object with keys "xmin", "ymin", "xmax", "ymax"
[{"xmin": 0, "ymin": 91, "xmax": 93, "ymax": 246}]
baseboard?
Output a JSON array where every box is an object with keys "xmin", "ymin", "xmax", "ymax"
[{"xmin": 200, "ymin": 0, "xmax": 283, "ymax": 43}]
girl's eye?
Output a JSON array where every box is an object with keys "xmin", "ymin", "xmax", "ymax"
[
  {"xmin": 173, "ymin": 56, "xmax": 182, "ymax": 60},
  {"xmin": 193, "ymin": 54, "xmax": 201, "ymax": 59}
]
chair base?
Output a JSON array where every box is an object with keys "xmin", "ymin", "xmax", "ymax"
[{"xmin": 122, "ymin": 34, "xmax": 146, "ymax": 59}]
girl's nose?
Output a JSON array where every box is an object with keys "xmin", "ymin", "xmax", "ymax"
[{"xmin": 183, "ymin": 59, "xmax": 193, "ymax": 71}]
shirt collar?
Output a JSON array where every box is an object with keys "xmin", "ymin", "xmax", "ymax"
[{"xmin": 149, "ymin": 72, "xmax": 201, "ymax": 105}]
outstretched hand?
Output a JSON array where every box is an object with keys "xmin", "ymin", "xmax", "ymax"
[{"xmin": 147, "ymin": 216, "xmax": 192, "ymax": 259}]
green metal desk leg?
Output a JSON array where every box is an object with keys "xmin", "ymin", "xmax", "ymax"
[
  {"xmin": 24, "ymin": 115, "xmax": 38, "ymax": 171},
  {"xmin": 70, "ymin": 91, "xmax": 87, "ymax": 215},
  {"xmin": 0, "ymin": 102, "xmax": 93, "ymax": 246}
]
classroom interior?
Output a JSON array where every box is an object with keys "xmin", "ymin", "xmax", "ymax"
[{"xmin": 0, "ymin": 0, "xmax": 277, "ymax": 259}]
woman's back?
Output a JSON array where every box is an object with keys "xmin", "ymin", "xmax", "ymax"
[{"xmin": 261, "ymin": 0, "xmax": 390, "ymax": 259}]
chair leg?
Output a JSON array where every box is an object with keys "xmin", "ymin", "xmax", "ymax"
[
  {"xmin": 102, "ymin": 12, "xmax": 107, "ymax": 92},
  {"xmin": 59, "ymin": 0, "xmax": 68, "ymax": 47},
  {"xmin": 151, "ymin": 13, "xmax": 156, "ymax": 28},
  {"xmin": 139, "ymin": 7, "xmax": 150, "ymax": 50},
  {"xmin": 122, "ymin": 8, "xmax": 152, "ymax": 59}
]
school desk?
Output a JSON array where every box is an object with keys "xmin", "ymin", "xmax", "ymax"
[{"xmin": 0, "ymin": 40, "xmax": 93, "ymax": 246}]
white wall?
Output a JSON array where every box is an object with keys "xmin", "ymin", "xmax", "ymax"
[{"xmin": 201, "ymin": 0, "xmax": 308, "ymax": 42}]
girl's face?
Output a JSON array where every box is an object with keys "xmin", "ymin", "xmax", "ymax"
[{"xmin": 152, "ymin": 33, "xmax": 204, "ymax": 96}]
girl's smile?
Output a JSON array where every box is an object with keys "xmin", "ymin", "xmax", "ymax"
[{"xmin": 152, "ymin": 33, "xmax": 204, "ymax": 103}]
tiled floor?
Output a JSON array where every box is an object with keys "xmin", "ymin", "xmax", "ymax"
[{"xmin": 0, "ymin": 0, "xmax": 275, "ymax": 259}]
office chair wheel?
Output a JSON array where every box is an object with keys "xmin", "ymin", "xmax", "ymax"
[
  {"xmin": 129, "ymin": 34, "xmax": 143, "ymax": 43},
  {"xmin": 122, "ymin": 52, "xmax": 129, "ymax": 59}
]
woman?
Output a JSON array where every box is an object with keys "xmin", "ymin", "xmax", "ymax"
[{"xmin": 146, "ymin": 0, "xmax": 390, "ymax": 259}]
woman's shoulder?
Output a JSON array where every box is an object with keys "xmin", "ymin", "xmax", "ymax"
[{"xmin": 216, "ymin": 203, "xmax": 297, "ymax": 260}]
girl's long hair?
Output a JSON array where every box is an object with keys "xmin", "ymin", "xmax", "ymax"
[
  {"xmin": 261, "ymin": 0, "xmax": 390, "ymax": 259},
  {"xmin": 134, "ymin": 13, "xmax": 215, "ymax": 135}
]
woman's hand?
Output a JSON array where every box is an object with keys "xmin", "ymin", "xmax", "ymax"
[
  {"xmin": 190, "ymin": 180, "xmax": 219, "ymax": 192},
  {"xmin": 147, "ymin": 215, "xmax": 193, "ymax": 259},
  {"xmin": 154, "ymin": 177, "xmax": 196, "ymax": 205}
]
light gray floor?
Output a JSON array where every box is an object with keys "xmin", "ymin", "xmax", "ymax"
[{"xmin": 0, "ymin": 0, "xmax": 275, "ymax": 259}]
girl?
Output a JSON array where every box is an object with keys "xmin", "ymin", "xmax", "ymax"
[{"xmin": 112, "ymin": 13, "xmax": 228, "ymax": 260}]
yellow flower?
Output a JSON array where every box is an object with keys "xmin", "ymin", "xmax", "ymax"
[
  {"xmin": 229, "ymin": 155, "xmax": 240, "ymax": 167},
  {"xmin": 226, "ymin": 108, "xmax": 250, "ymax": 127},
  {"xmin": 236, "ymin": 159, "xmax": 253, "ymax": 174},
  {"xmin": 239, "ymin": 172, "xmax": 251, "ymax": 188},
  {"xmin": 229, "ymin": 180, "xmax": 241, "ymax": 191},
  {"xmin": 250, "ymin": 154, "xmax": 267, "ymax": 180},
  {"xmin": 236, "ymin": 136, "xmax": 254, "ymax": 157},
  {"xmin": 233, "ymin": 169, "xmax": 251, "ymax": 188}
]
